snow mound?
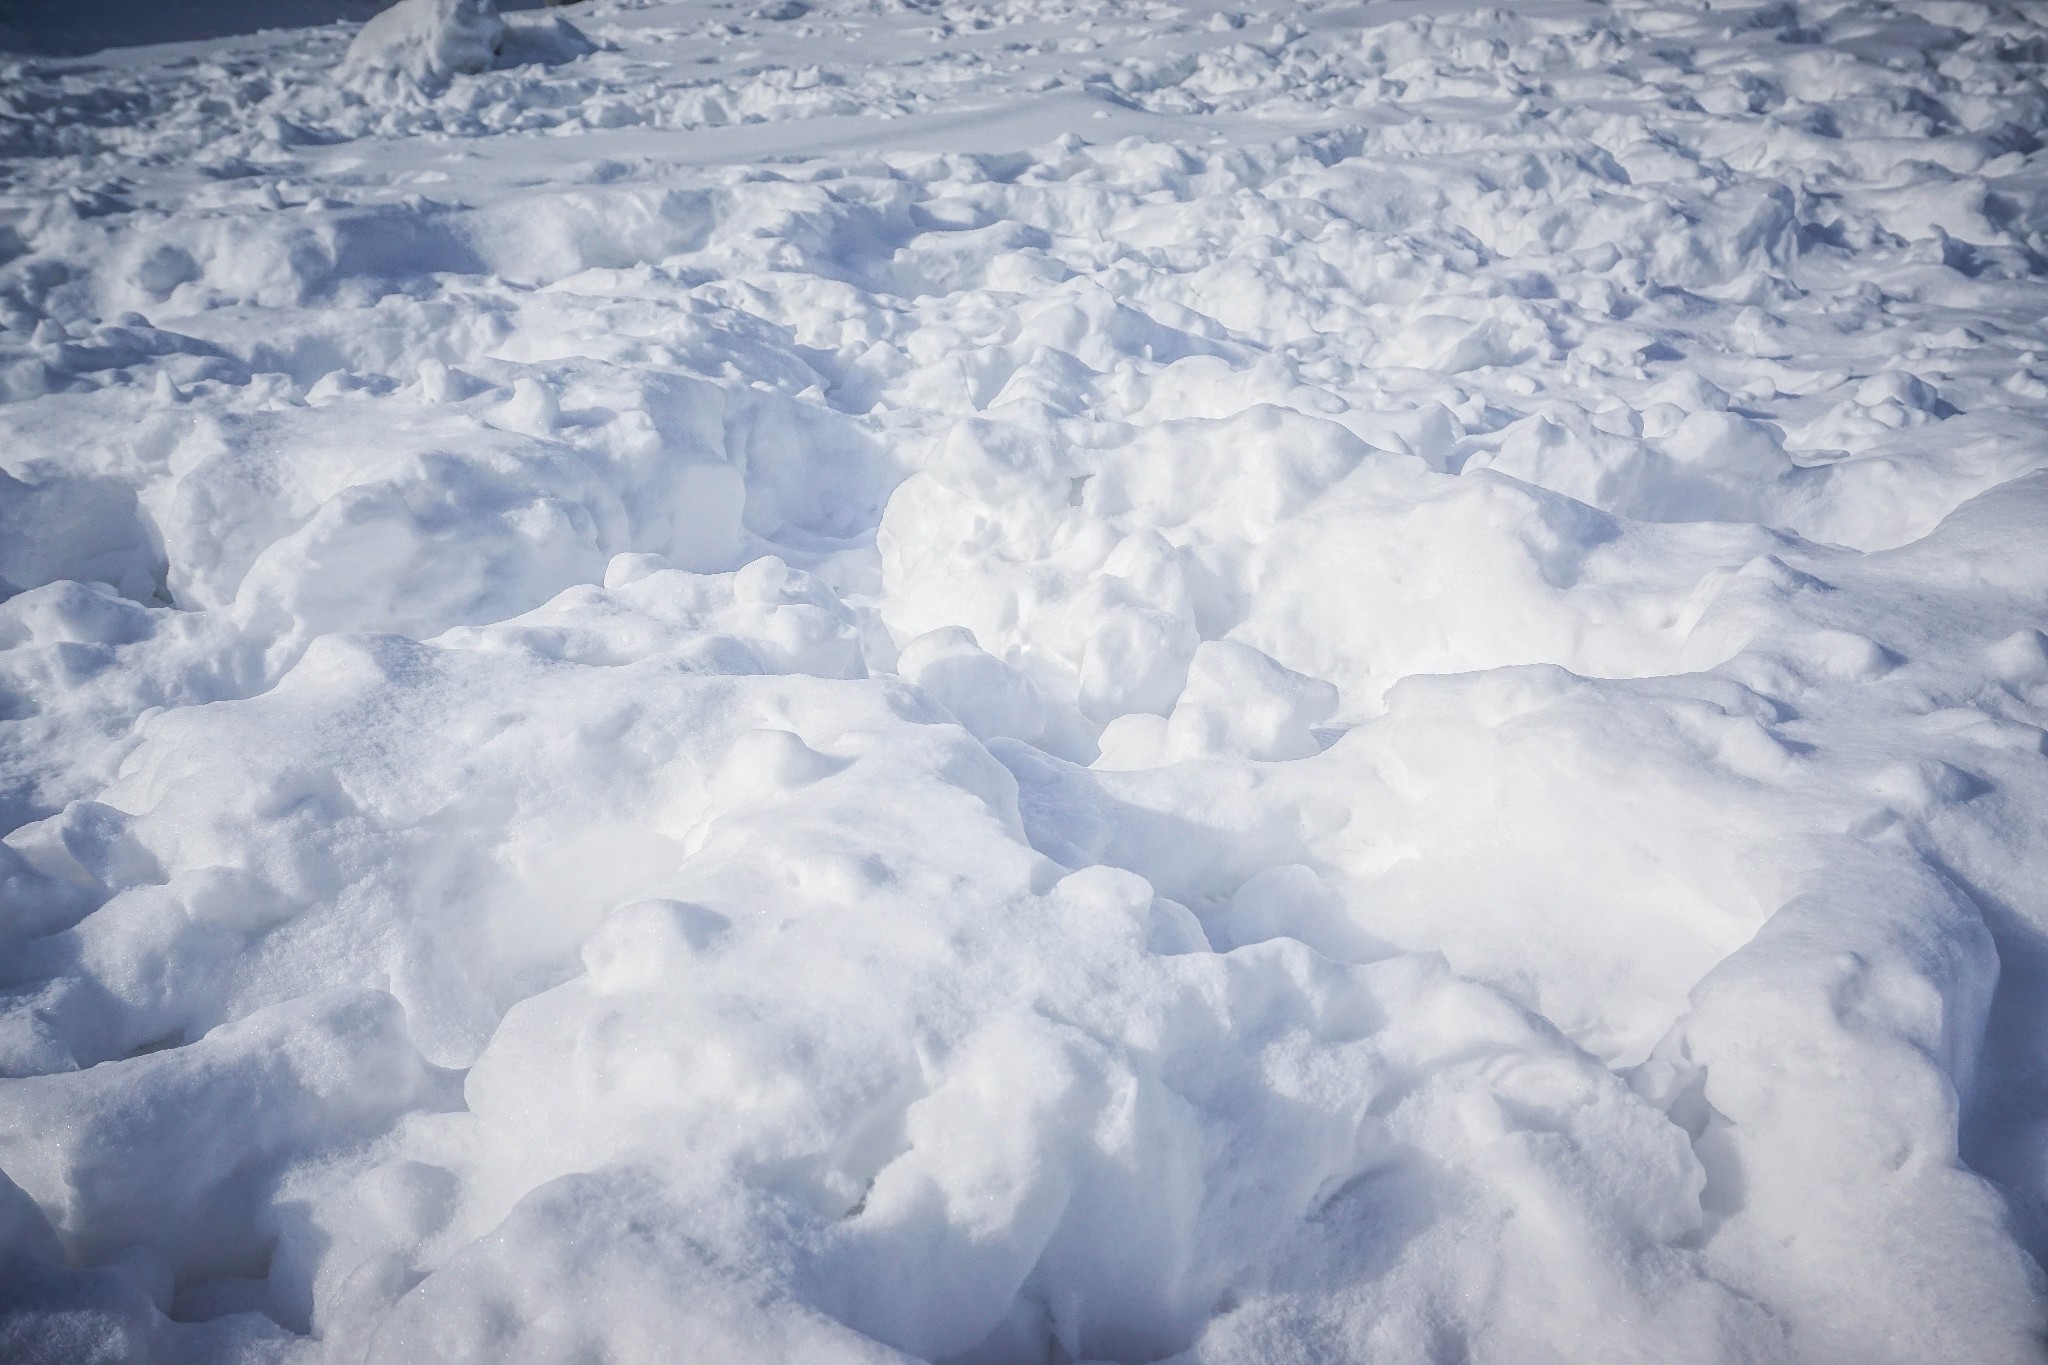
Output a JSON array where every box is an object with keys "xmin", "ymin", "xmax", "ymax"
[{"xmin": 339, "ymin": 0, "xmax": 505, "ymax": 96}]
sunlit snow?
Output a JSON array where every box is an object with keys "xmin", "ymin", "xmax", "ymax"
[{"xmin": 2, "ymin": 0, "xmax": 2048, "ymax": 1359}]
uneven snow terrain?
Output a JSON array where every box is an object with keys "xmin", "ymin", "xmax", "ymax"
[{"xmin": 4, "ymin": 0, "xmax": 2048, "ymax": 1359}]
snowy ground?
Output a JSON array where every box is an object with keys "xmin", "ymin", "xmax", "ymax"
[{"xmin": 3, "ymin": 0, "xmax": 2048, "ymax": 1359}]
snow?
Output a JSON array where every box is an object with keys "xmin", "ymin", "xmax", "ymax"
[
  {"xmin": 339, "ymin": 0, "xmax": 509, "ymax": 98},
  {"xmin": 2, "ymin": 0, "xmax": 2048, "ymax": 1360}
]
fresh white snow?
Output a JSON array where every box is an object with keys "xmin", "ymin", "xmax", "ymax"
[{"xmin": 2, "ymin": 0, "xmax": 2048, "ymax": 1359}]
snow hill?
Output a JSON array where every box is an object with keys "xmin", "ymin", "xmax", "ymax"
[{"xmin": 3, "ymin": 0, "xmax": 2048, "ymax": 1359}]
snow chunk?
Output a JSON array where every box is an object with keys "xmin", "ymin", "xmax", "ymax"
[{"xmin": 1163, "ymin": 639, "xmax": 1338, "ymax": 763}]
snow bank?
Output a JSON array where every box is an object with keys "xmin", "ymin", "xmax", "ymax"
[{"xmin": 3, "ymin": 0, "xmax": 2048, "ymax": 1361}]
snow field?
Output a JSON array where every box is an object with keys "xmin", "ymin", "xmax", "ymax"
[{"xmin": 3, "ymin": 0, "xmax": 2048, "ymax": 1360}]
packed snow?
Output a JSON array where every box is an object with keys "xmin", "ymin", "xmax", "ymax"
[{"xmin": 3, "ymin": 0, "xmax": 2048, "ymax": 1359}]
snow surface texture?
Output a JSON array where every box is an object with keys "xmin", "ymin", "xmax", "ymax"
[{"xmin": 3, "ymin": 0, "xmax": 2048, "ymax": 1360}]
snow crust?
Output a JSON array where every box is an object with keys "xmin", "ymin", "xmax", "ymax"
[{"xmin": 4, "ymin": 0, "xmax": 2048, "ymax": 1360}]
